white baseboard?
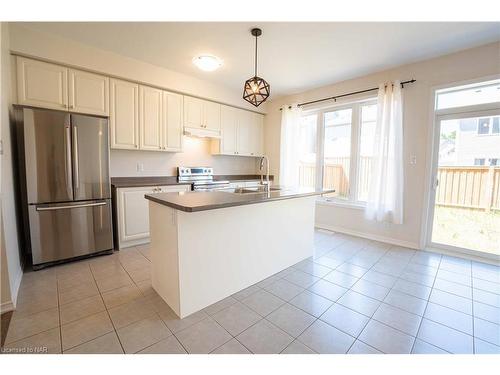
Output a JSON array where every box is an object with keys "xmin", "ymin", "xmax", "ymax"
[
  {"xmin": 315, "ymin": 223, "xmax": 420, "ymax": 249},
  {"xmin": 0, "ymin": 300, "xmax": 15, "ymax": 314}
]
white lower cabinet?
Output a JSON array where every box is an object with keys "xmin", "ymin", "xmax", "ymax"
[{"xmin": 116, "ymin": 184, "xmax": 190, "ymax": 249}]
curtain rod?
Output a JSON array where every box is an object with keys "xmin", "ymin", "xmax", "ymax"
[{"xmin": 280, "ymin": 79, "xmax": 416, "ymax": 110}]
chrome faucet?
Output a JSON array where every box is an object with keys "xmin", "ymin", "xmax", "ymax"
[{"xmin": 259, "ymin": 155, "xmax": 270, "ymax": 190}]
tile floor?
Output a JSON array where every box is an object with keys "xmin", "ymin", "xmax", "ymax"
[{"xmin": 2, "ymin": 229, "xmax": 499, "ymax": 354}]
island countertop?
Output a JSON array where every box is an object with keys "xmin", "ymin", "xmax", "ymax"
[{"xmin": 145, "ymin": 187, "xmax": 334, "ymax": 212}]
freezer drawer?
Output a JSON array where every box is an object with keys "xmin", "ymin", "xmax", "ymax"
[{"xmin": 28, "ymin": 199, "xmax": 113, "ymax": 265}]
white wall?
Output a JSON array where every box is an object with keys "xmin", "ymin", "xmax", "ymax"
[
  {"xmin": 264, "ymin": 41, "xmax": 500, "ymax": 248},
  {"xmin": 9, "ymin": 23, "xmax": 265, "ymax": 177},
  {"xmin": 1, "ymin": 22, "xmax": 22, "ymax": 312}
]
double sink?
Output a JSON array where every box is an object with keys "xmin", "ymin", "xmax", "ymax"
[{"xmin": 233, "ymin": 185, "xmax": 283, "ymax": 194}]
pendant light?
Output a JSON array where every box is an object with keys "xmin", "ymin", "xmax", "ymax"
[{"xmin": 243, "ymin": 28, "xmax": 270, "ymax": 107}]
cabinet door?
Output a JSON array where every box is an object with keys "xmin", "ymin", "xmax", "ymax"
[
  {"xmin": 69, "ymin": 69, "xmax": 109, "ymax": 116},
  {"xmin": 110, "ymin": 79, "xmax": 139, "ymax": 150},
  {"xmin": 184, "ymin": 96, "xmax": 204, "ymax": 129},
  {"xmin": 237, "ymin": 110, "xmax": 253, "ymax": 156},
  {"xmin": 17, "ymin": 57, "xmax": 68, "ymax": 110},
  {"xmin": 251, "ymin": 113, "xmax": 264, "ymax": 156},
  {"xmin": 204, "ymin": 100, "xmax": 221, "ymax": 131},
  {"xmin": 117, "ymin": 187, "xmax": 153, "ymax": 246},
  {"xmin": 220, "ymin": 105, "xmax": 238, "ymax": 155},
  {"xmin": 163, "ymin": 91, "xmax": 183, "ymax": 151},
  {"xmin": 139, "ymin": 85, "xmax": 163, "ymax": 151}
]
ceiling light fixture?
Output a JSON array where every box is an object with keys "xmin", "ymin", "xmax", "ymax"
[
  {"xmin": 243, "ymin": 28, "xmax": 270, "ymax": 107},
  {"xmin": 192, "ymin": 55, "xmax": 223, "ymax": 72}
]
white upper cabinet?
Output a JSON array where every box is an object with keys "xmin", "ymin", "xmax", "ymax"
[
  {"xmin": 212, "ymin": 107, "xmax": 264, "ymax": 157},
  {"xmin": 110, "ymin": 78, "xmax": 139, "ymax": 150},
  {"xmin": 163, "ymin": 92, "xmax": 183, "ymax": 151},
  {"xmin": 139, "ymin": 85, "xmax": 163, "ymax": 151},
  {"xmin": 204, "ymin": 100, "xmax": 221, "ymax": 131},
  {"xmin": 184, "ymin": 96, "xmax": 204, "ymax": 129},
  {"xmin": 219, "ymin": 105, "xmax": 238, "ymax": 155},
  {"xmin": 17, "ymin": 57, "xmax": 109, "ymax": 115},
  {"xmin": 17, "ymin": 57, "xmax": 68, "ymax": 110},
  {"xmin": 69, "ymin": 69, "xmax": 109, "ymax": 116},
  {"xmin": 184, "ymin": 96, "xmax": 221, "ymax": 132},
  {"xmin": 252, "ymin": 113, "xmax": 264, "ymax": 156},
  {"xmin": 237, "ymin": 110, "xmax": 253, "ymax": 156}
]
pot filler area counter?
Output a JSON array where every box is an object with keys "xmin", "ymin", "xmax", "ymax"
[{"xmin": 145, "ymin": 188, "xmax": 332, "ymax": 318}]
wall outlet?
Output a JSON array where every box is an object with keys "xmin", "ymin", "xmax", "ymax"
[
  {"xmin": 136, "ymin": 162, "xmax": 144, "ymax": 172},
  {"xmin": 410, "ymin": 155, "xmax": 417, "ymax": 165}
]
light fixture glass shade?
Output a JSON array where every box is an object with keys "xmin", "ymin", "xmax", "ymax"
[
  {"xmin": 192, "ymin": 55, "xmax": 223, "ymax": 72},
  {"xmin": 243, "ymin": 76, "xmax": 270, "ymax": 107}
]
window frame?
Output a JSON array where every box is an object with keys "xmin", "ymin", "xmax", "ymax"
[{"xmin": 301, "ymin": 97, "xmax": 377, "ymax": 207}]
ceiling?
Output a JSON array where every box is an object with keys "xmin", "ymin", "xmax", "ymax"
[{"xmin": 20, "ymin": 22, "xmax": 500, "ymax": 99}]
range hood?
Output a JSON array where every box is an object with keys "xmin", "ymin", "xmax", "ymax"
[{"xmin": 183, "ymin": 126, "xmax": 221, "ymax": 139}]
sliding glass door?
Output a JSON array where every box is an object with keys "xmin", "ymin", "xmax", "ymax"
[{"xmin": 428, "ymin": 79, "xmax": 500, "ymax": 258}]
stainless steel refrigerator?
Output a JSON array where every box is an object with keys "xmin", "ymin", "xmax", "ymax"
[{"xmin": 15, "ymin": 106, "xmax": 113, "ymax": 268}]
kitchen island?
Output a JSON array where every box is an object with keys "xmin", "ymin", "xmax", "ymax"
[{"xmin": 145, "ymin": 187, "xmax": 332, "ymax": 318}]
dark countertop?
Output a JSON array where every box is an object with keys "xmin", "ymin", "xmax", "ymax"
[
  {"xmin": 111, "ymin": 175, "xmax": 273, "ymax": 188},
  {"xmin": 144, "ymin": 187, "xmax": 333, "ymax": 212}
]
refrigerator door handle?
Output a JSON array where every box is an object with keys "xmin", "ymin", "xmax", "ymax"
[
  {"xmin": 64, "ymin": 123, "xmax": 73, "ymax": 198},
  {"xmin": 72, "ymin": 124, "xmax": 80, "ymax": 192},
  {"xmin": 36, "ymin": 202, "xmax": 107, "ymax": 211}
]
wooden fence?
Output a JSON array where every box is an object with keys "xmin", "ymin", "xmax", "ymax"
[
  {"xmin": 436, "ymin": 166, "xmax": 500, "ymax": 211},
  {"xmin": 299, "ymin": 162, "xmax": 500, "ymax": 211}
]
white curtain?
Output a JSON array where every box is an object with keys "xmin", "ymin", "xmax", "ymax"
[
  {"xmin": 279, "ymin": 105, "xmax": 302, "ymax": 187},
  {"xmin": 365, "ymin": 81, "xmax": 404, "ymax": 224}
]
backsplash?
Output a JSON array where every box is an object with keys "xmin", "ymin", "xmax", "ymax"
[{"xmin": 109, "ymin": 136, "xmax": 260, "ymax": 177}]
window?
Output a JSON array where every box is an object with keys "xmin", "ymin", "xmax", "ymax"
[
  {"xmin": 489, "ymin": 158, "xmax": 498, "ymax": 166},
  {"xmin": 474, "ymin": 158, "xmax": 485, "ymax": 166},
  {"xmin": 299, "ymin": 98, "xmax": 377, "ymax": 205},
  {"xmin": 436, "ymin": 79, "xmax": 500, "ymax": 110},
  {"xmin": 323, "ymin": 108, "xmax": 352, "ymax": 199},
  {"xmin": 477, "ymin": 116, "xmax": 500, "ymax": 135}
]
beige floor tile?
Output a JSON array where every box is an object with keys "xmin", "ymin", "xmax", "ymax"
[
  {"xmin": 101, "ymin": 284, "xmax": 142, "ymax": 309},
  {"xmin": 57, "ymin": 272, "xmax": 95, "ymax": 293},
  {"xmin": 127, "ymin": 267, "xmax": 151, "ymax": 283},
  {"xmin": 136, "ymin": 279, "xmax": 155, "ymax": 296},
  {"xmin": 236, "ymin": 319, "xmax": 293, "ymax": 354},
  {"xmin": 58, "ymin": 280, "xmax": 99, "ymax": 305},
  {"xmin": 158, "ymin": 307, "xmax": 208, "ymax": 333},
  {"xmin": 117, "ymin": 314, "xmax": 171, "ymax": 353},
  {"xmin": 176, "ymin": 318, "xmax": 231, "ymax": 354},
  {"xmin": 64, "ymin": 332, "xmax": 124, "ymax": 354},
  {"xmin": 5, "ymin": 308, "xmax": 60, "ymax": 344},
  {"xmin": 91, "ymin": 263, "xmax": 128, "ymax": 280},
  {"xmin": 61, "ymin": 311, "xmax": 114, "ymax": 351},
  {"xmin": 121, "ymin": 258, "xmax": 150, "ymax": 272},
  {"xmin": 108, "ymin": 297, "xmax": 157, "ymax": 329},
  {"xmin": 281, "ymin": 340, "xmax": 316, "ymax": 354},
  {"xmin": 212, "ymin": 302, "xmax": 261, "ymax": 336},
  {"xmin": 2, "ymin": 327, "xmax": 61, "ymax": 354},
  {"xmin": 138, "ymin": 336, "xmax": 186, "ymax": 354},
  {"xmin": 60, "ymin": 295, "xmax": 106, "ymax": 325},
  {"xmin": 14, "ymin": 291, "xmax": 58, "ymax": 318},
  {"xmin": 211, "ymin": 338, "xmax": 251, "ymax": 354},
  {"xmin": 95, "ymin": 273, "xmax": 133, "ymax": 293}
]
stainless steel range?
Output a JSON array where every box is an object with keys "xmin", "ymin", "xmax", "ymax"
[{"xmin": 177, "ymin": 167, "xmax": 231, "ymax": 191}]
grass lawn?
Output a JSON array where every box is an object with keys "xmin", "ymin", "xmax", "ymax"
[{"xmin": 432, "ymin": 206, "xmax": 500, "ymax": 255}]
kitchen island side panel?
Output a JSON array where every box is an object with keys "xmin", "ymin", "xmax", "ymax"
[
  {"xmin": 149, "ymin": 202, "xmax": 181, "ymax": 315},
  {"xmin": 176, "ymin": 196, "xmax": 315, "ymax": 317}
]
